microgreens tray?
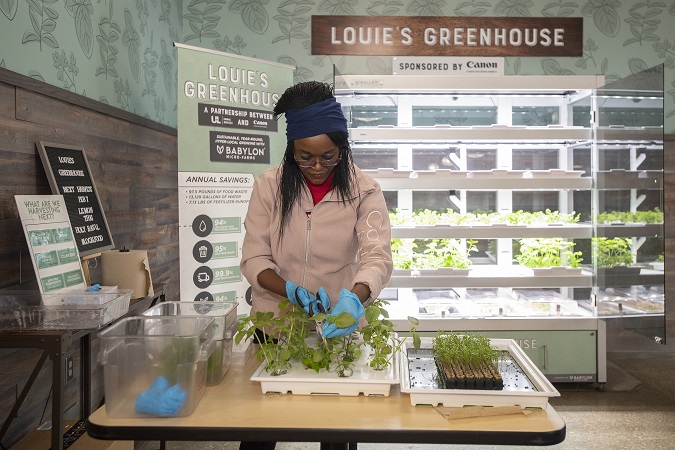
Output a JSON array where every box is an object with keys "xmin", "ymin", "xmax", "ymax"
[{"xmin": 400, "ymin": 337, "xmax": 559, "ymax": 409}]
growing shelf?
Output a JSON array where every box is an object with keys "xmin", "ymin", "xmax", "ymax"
[
  {"xmin": 372, "ymin": 172, "xmax": 592, "ymax": 190},
  {"xmin": 388, "ymin": 266, "xmax": 593, "ymax": 289},
  {"xmin": 337, "ymin": 69, "xmax": 664, "ymax": 384},
  {"xmin": 392, "ymin": 224, "xmax": 592, "ymax": 239}
]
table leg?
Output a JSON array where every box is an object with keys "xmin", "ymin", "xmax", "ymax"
[
  {"xmin": 82, "ymin": 333, "xmax": 92, "ymax": 417},
  {"xmin": 51, "ymin": 334, "xmax": 68, "ymax": 450}
]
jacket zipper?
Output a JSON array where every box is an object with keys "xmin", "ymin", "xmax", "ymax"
[{"xmin": 302, "ymin": 212, "xmax": 311, "ymax": 285}]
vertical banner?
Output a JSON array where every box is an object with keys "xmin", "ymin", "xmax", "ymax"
[{"xmin": 176, "ymin": 44, "xmax": 294, "ymax": 314}]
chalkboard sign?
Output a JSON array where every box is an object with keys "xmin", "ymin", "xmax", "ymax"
[{"xmin": 37, "ymin": 142, "xmax": 115, "ymax": 257}]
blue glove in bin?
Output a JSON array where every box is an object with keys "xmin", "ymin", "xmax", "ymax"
[{"xmin": 135, "ymin": 375, "xmax": 187, "ymax": 417}]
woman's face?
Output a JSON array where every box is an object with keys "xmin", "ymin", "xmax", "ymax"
[{"xmin": 293, "ymin": 133, "xmax": 341, "ymax": 185}]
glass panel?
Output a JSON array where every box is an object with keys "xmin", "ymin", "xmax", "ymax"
[
  {"xmin": 512, "ymin": 106, "xmax": 559, "ymax": 126},
  {"xmin": 512, "ymin": 192, "xmax": 560, "ymax": 212},
  {"xmin": 350, "ymin": 105, "xmax": 397, "ymax": 127},
  {"xmin": 466, "ymin": 149, "xmax": 496, "ymax": 170},
  {"xmin": 412, "ymin": 106, "xmax": 497, "ymax": 126},
  {"xmin": 593, "ymin": 64, "xmax": 664, "ymax": 343},
  {"xmin": 411, "ymin": 147, "xmax": 460, "ymax": 171},
  {"xmin": 352, "ymin": 146, "xmax": 397, "ymax": 169},
  {"xmin": 512, "ymin": 148, "xmax": 559, "ymax": 170}
]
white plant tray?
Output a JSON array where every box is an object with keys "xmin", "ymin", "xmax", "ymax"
[
  {"xmin": 531, "ymin": 267, "xmax": 585, "ymax": 276},
  {"xmin": 523, "ymin": 169, "xmax": 584, "ymax": 178},
  {"xmin": 251, "ymin": 343, "xmax": 399, "ymax": 397},
  {"xmin": 400, "ymin": 337, "xmax": 559, "ymax": 409},
  {"xmin": 414, "ymin": 169, "xmax": 468, "ymax": 177},
  {"xmin": 363, "ymin": 168, "xmax": 413, "ymax": 178},
  {"xmin": 418, "ymin": 268, "xmax": 471, "ymax": 276}
]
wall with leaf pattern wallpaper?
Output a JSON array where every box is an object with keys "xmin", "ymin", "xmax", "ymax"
[{"xmin": 0, "ymin": 0, "xmax": 674, "ymax": 132}]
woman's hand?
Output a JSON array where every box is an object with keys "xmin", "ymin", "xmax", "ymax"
[
  {"xmin": 285, "ymin": 280, "xmax": 318, "ymax": 314},
  {"xmin": 321, "ymin": 289, "xmax": 364, "ymax": 338}
]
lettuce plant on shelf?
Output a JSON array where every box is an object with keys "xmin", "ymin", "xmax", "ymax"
[
  {"xmin": 592, "ymin": 237, "xmax": 633, "ymax": 268},
  {"xmin": 388, "ymin": 208, "xmax": 415, "ymax": 226},
  {"xmin": 412, "ymin": 209, "xmax": 443, "ymax": 225},
  {"xmin": 391, "ymin": 238, "xmax": 416, "ymax": 269},
  {"xmin": 515, "ymin": 238, "xmax": 583, "ymax": 269},
  {"xmin": 392, "ymin": 238, "xmax": 477, "ymax": 270},
  {"xmin": 422, "ymin": 238, "xmax": 477, "ymax": 270},
  {"xmin": 596, "ymin": 208, "xmax": 663, "ymax": 224},
  {"xmin": 389, "ymin": 208, "xmax": 580, "ymax": 228}
]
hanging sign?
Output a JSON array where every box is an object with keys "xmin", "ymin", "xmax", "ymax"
[
  {"xmin": 312, "ymin": 16, "xmax": 583, "ymax": 57},
  {"xmin": 37, "ymin": 142, "xmax": 115, "ymax": 257},
  {"xmin": 15, "ymin": 195, "xmax": 87, "ymax": 294}
]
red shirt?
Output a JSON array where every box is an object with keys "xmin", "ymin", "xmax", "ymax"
[{"xmin": 305, "ymin": 172, "xmax": 335, "ymax": 206}]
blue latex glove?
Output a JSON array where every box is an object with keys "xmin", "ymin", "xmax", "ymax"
[
  {"xmin": 135, "ymin": 375, "xmax": 187, "ymax": 417},
  {"xmin": 321, "ymin": 289, "xmax": 365, "ymax": 338},
  {"xmin": 285, "ymin": 280, "xmax": 317, "ymax": 314}
]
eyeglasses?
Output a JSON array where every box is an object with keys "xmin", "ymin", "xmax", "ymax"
[{"xmin": 294, "ymin": 156, "xmax": 342, "ymax": 168}]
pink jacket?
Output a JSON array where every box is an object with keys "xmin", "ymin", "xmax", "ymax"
[{"xmin": 240, "ymin": 165, "xmax": 393, "ymax": 318}]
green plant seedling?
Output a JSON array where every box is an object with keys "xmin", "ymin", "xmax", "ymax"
[
  {"xmin": 432, "ymin": 331, "xmax": 503, "ymax": 389},
  {"xmin": 235, "ymin": 297, "xmax": 421, "ymax": 377},
  {"xmin": 515, "ymin": 238, "xmax": 583, "ymax": 268},
  {"xmin": 361, "ymin": 299, "xmax": 420, "ymax": 371},
  {"xmin": 234, "ymin": 300, "xmax": 312, "ymax": 376},
  {"xmin": 592, "ymin": 237, "xmax": 633, "ymax": 268}
]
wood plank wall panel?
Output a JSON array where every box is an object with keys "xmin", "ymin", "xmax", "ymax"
[
  {"xmin": 15, "ymin": 89, "xmax": 131, "ymax": 143},
  {"xmin": 0, "ymin": 82, "xmax": 15, "ymax": 118},
  {"xmin": 0, "ymin": 67, "xmax": 178, "ymax": 448},
  {"xmin": 664, "ymin": 135, "xmax": 674, "ymax": 345}
]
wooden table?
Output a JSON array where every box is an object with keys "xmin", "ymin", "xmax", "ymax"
[{"xmin": 87, "ymin": 356, "xmax": 566, "ymax": 449}]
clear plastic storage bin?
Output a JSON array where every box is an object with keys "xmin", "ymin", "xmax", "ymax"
[
  {"xmin": 143, "ymin": 301, "xmax": 238, "ymax": 385},
  {"xmin": 98, "ymin": 316, "xmax": 215, "ymax": 418},
  {"xmin": 0, "ymin": 288, "xmax": 132, "ymax": 330}
]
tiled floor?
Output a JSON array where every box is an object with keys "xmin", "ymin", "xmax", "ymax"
[{"xmin": 141, "ymin": 325, "xmax": 675, "ymax": 450}]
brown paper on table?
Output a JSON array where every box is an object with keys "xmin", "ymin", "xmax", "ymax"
[
  {"xmin": 102, "ymin": 249, "xmax": 154, "ymax": 299},
  {"xmin": 435, "ymin": 405, "xmax": 533, "ymax": 420}
]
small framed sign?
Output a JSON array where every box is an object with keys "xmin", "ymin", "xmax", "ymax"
[
  {"xmin": 37, "ymin": 142, "xmax": 115, "ymax": 257},
  {"xmin": 15, "ymin": 195, "xmax": 87, "ymax": 294}
]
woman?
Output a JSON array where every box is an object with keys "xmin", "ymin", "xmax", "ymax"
[
  {"xmin": 240, "ymin": 80, "xmax": 393, "ymax": 339},
  {"xmin": 238, "ymin": 81, "xmax": 392, "ymax": 450}
]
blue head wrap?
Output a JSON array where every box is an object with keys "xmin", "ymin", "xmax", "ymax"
[{"xmin": 284, "ymin": 97, "xmax": 348, "ymax": 141}]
